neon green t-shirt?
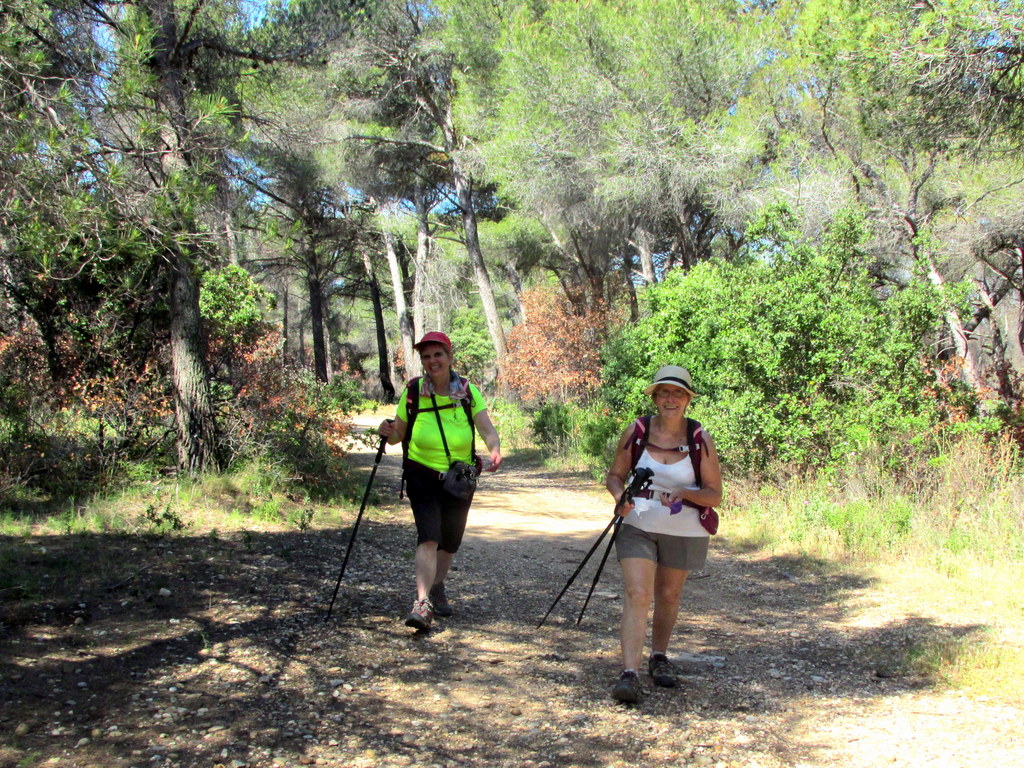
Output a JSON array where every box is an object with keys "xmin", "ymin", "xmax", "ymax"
[{"xmin": 397, "ymin": 381, "xmax": 486, "ymax": 472}]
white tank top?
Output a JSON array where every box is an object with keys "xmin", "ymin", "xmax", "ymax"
[{"xmin": 622, "ymin": 449, "xmax": 709, "ymax": 538}]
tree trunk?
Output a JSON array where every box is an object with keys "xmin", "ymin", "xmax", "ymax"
[
  {"xmin": 362, "ymin": 251, "xmax": 396, "ymax": 402},
  {"xmin": 634, "ymin": 227, "xmax": 657, "ymax": 284},
  {"xmin": 325, "ymin": 305, "xmax": 335, "ymax": 382},
  {"xmin": 382, "ymin": 229, "xmax": 417, "ymax": 377},
  {"xmin": 281, "ymin": 285, "xmax": 290, "ymax": 364},
  {"xmin": 925, "ymin": 253, "xmax": 985, "ymax": 391},
  {"xmin": 218, "ymin": 188, "xmax": 239, "ymax": 266},
  {"xmin": 169, "ymin": 249, "xmax": 221, "ymax": 473},
  {"xmin": 149, "ymin": 0, "xmax": 221, "ymax": 473},
  {"xmin": 504, "ymin": 261, "xmax": 525, "ymax": 324},
  {"xmin": 452, "ymin": 164, "xmax": 508, "ymax": 380},
  {"xmin": 622, "ymin": 249, "xmax": 639, "ymax": 323},
  {"xmin": 412, "ymin": 181, "xmax": 431, "ymax": 339},
  {"xmin": 306, "ymin": 267, "xmax": 328, "ymax": 383}
]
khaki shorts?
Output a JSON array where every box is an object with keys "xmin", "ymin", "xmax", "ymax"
[{"xmin": 615, "ymin": 522, "xmax": 709, "ymax": 571}]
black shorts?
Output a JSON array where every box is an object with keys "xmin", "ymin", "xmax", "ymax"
[{"xmin": 402, "ymin": 458, "xmax": 473, "ymax": 553}]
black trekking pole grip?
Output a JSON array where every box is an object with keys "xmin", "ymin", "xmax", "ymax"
[{"xmin": 326, "ymin": 430, "xmax": 389, "ymax": 619}]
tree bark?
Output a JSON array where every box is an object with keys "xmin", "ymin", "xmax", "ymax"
[
  {"xmin": 383, "ymin": 229, "xmax": 417, "ymax": 377},
  {"xmin": 634, "ymin": 227, "xmax": 657, "ymax": 284},
  {"xmin": 169, "ymin": 248, "xmax": 220, "ymax": 473},
  {"xmin": 306, "ymin": 266, "xmax": 328, "ymax": 383},
  {"xmin": 362, "ymin": 251, "xmax": 396, "ymax": 402},
  {"xmin": 622, "ymin": 248, "xmax": 639, "ymax": 323},
  {"xmin": 452, "ymin": 164, "xmax": 508, "ymax": 379},
  {"xmin": 504, "ymin": 261, "xmax": 525, "ymax": 325},
  {"xmin": 925, "ymin": 253, "xmax": 985, "ymax": 391},
  {"xmin": 281, "ymin": 285, "xmax": 290, "ymax": 364},
  {"xmin": 412, "ymin": 180, "xmax": 431, "ymax": 340},
  {"xmin": 149, "ymin": 0, "xmax": 221, "ymax": 473}
]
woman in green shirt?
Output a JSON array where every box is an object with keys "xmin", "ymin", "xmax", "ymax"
[{"xmin": 379, "ymin": 332, "xmax": 502, "ymax": 631}]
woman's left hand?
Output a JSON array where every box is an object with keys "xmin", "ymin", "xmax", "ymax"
[
  {"xmin": 473, "ymin": 409, "xmax": 503, "ymax": 472},
  {"xmin": 660, "ymin": 491, "xmax": 685, "ymax": 514},
  {"xmin": 485, "ymin": 448, "xmax": 502, "ymax": 472}
]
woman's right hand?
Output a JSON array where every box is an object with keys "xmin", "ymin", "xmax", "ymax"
[
  {"xmin": 615, "ymin": 500, "xmax": 635, "ymax": 518},
  {"xmin": 378, "ymin": 418, "xmax": 395, "ymax": 438}
]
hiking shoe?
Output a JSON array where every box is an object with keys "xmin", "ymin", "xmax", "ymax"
[
  {"xmin": 648, "ymin": 653, "xmax": 677, "ymax": 687},
  {"xmin": 611, "ymin": 670, "xmax": 642, "ymax": 703},
  {"xmin": 404, "ymin": 598, "xmax": 433, "ymax": 631},
  {"xmin": 429, "ymin": 582, "xmax": 453, "ymax": 617}
]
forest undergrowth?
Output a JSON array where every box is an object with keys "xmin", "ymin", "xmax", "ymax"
[
  {"xmin": 1, "ymin": 412, "xmax": 1023, "ymax": 768},
  {"xmin": 3, "ymin": 411, "xmax": 1022, "ymax": 705}
]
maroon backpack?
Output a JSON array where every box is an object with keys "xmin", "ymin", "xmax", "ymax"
[{"xmin": 627, "ymin": 415, "xmax": 718, "ymax": 535}]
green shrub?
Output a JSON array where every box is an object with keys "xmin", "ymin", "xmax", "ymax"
[
  {"xmin": 531, "ymin": 402, "xmax": 574, "ymax": 449},
  {"xmin": 223, "ymin": 339, "xmax": 364, "ymax": 500},
  {"xmin": 727, "ymin": 432, "xmax": 1023, "ymax": 565},
  {"xmin": 603, "ymin": 204, "xmax": 948, "ymax": 475},
  {"xmin": 487, "ymin": 398, "xmax": 530, "ymax": 452},
  {"xmin": 578, "ymin": 409, "xmax": 621, "ymax": 464},
  {"xmin": 252, "ymin": 498, "xmax": 282, "ymax": 523},
  {"xmin": 449, "ymin": 307, "xmax": 496, "ymax": 385}
]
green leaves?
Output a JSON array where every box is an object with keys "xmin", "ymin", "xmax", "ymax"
[
  {"xmin": 200, "ymin": 265, "xmax": 272, "ymax": 346},
  {"xmin": 608, "ymin": 205, "xmax": 946, "ymax": 473}
]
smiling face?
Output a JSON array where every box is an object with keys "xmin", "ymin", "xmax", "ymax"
[
  {"xmin": 418, "ymin": 342, "xmax": 453, "ymax": 381},
  {"xmin": 652, "ymin": 384, "xmax": 692, "ymax": 415}
]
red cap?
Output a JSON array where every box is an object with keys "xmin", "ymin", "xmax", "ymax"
[{"xmin": 413, "ymin": 331, "xmax": 451, "ymax": 352}]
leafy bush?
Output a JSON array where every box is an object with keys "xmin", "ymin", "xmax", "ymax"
[
  {"xmin": 487, "ymin": 398, "xmax": 530, "ymax": 452},
  {"xmin": 449, "ymin": 306, "xmax": 496, "ymax": 384},
  {"xmin": 604, "ymin": 205, "xmax": 948, "ymax": 474},
  {"xmin": 0, "ymin": 323, "xmax": 177, "ymax": 509},
  {"xmin": 506, "ymin": 286, "xmax": 611, "ymax": 403},
  {"xmin": 200, "ymin": 264, "xmax": 273, "ymax": 347},
  {"xmin": 221, "ymin": 332, "xmax": 369, "ymax": 499},
  {"xmin": 525, "ymin": 400, "xmax": 622, "ymax": 476},
  {"xmin": 578, "ymin": 409, "xmax": 623, "ymax": 465},
  {"xmin": 531, "ymin": 402, "xmax": 574, "ymax": 449}
]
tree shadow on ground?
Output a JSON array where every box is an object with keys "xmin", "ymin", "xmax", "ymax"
[{"xmin": 0, "ymin": 463, "xmax": 996, "ymax": 768}]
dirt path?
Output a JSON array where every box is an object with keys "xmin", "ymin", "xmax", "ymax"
[{"xmin": 1, "ymin": 419, "xmax": 1022, "ymax": 768}]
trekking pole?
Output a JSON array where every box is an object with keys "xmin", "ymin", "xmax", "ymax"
[
  {"xmin": 575, "ymin": 467, "xmax": 653, "ymax": 626},
  {"xmin": 537, "ymin": 467, "xmax": 654, "ymax": 629},
  {"xmin": 575, "ymin": 518, "xmax": 622, "ymax": 625},
  {"xmin": 536, "ymin": 515, "xmax": 618, "ymax": 629},
  {"xmin": 326, "ymin": 428, "xmax": 389, "ymax": 619}
]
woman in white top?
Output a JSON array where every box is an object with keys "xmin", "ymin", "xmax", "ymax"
[{"xmin": 604, "ymin": 366, "xmax": 723, "ymax": 703}]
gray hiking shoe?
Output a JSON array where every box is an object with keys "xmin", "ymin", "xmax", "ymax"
[
  {"xmin": 404, "ymin": 598, "xmax": 433, "ymax": 631},
  {"xmin": 648, "ymin": 653, "xmax": 677, "ymax": 687},
  {"xmin": 429, "ymin": 582, "xmax": 453, "ymax": 617},
  {"xmin": 611, "ymin": 670, "xmax": 642, "ymax": 703}
]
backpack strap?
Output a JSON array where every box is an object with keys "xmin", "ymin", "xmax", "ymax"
[
  {"xmin": 687, "ymin": 418, "xmax": 703, "ymax": 483},
  {"xmin": 682, "ymin": 417, "xmax": 707, "ymax": 512},
  {"xmin": 628, "ymin": 415, "xmax": 651, "ymax": 470},
  {"xmin": 459, "ymin": 378, "xmax": 475, "ymax": 430},
  {"xmin": 401, "ymin": 377, "xmax": 422, "ymax": 459},
  {"xmin": 402, "ymin": 376, "xmax": 476, "ymax": 459}
]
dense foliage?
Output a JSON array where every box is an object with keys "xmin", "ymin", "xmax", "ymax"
[
  {"xmin": 605, "ymin": 206, "xmax": 950, "ymax": 472},
  {"xmin": 2, "ymin": 0, "xmax": 1023, "ymax": 510}
]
